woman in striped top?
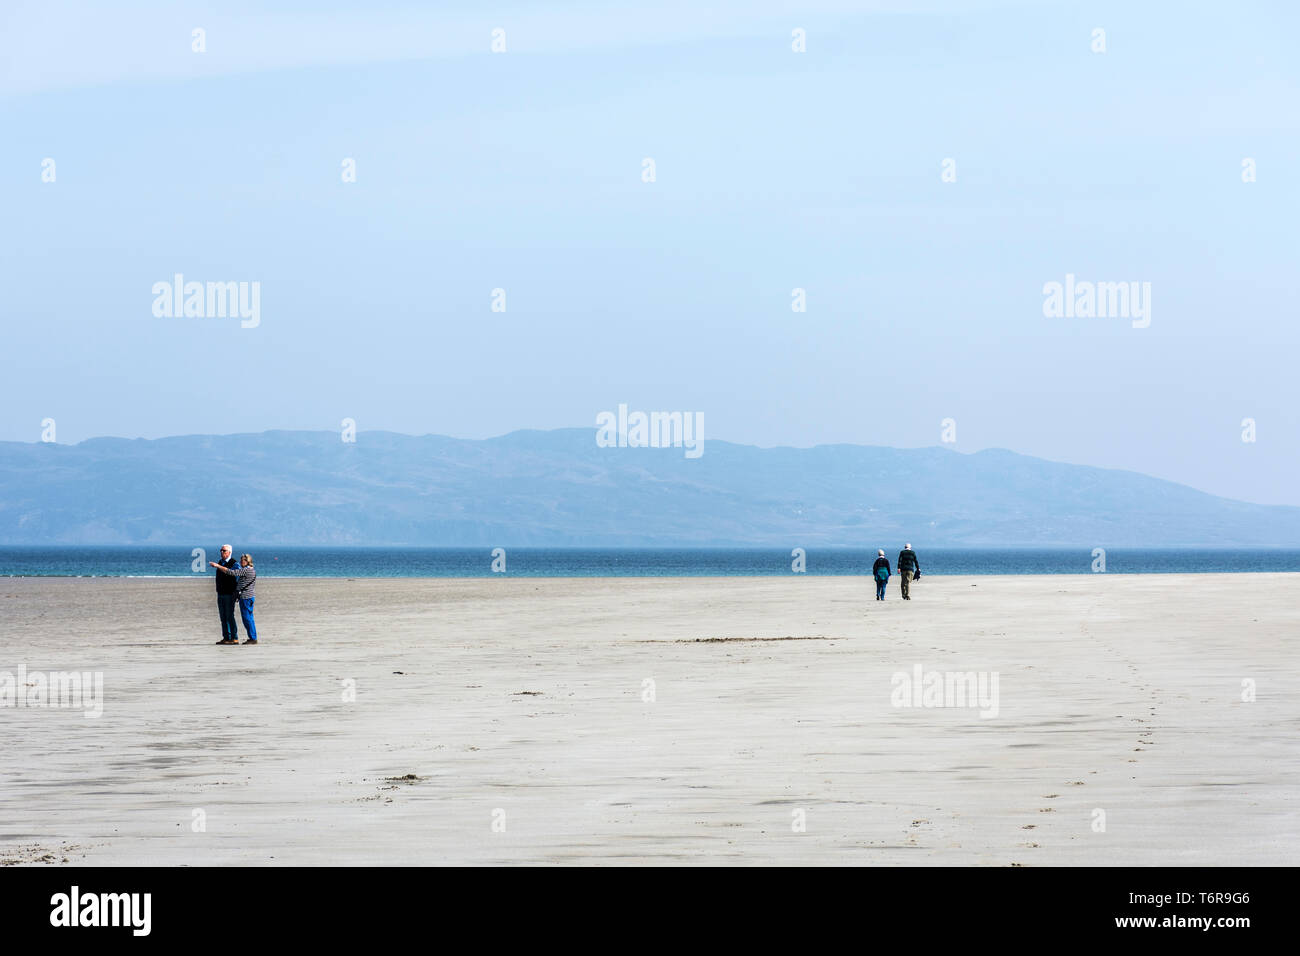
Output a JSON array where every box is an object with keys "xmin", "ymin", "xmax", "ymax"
[{"xmin": 210, "ymin": 554, "xmax": 259, "ymax": 644}]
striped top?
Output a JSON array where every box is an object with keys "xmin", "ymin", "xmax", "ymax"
[{"xmin": 217, "ymin": 563, "xmax": 256, "ymax": 599}]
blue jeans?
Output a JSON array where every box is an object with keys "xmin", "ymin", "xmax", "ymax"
[
  {"xmin": 217, "ymin": 594, "xmax": 238, "ymax": 641},
  {"xmin": 239, "ymin": 596, "xmax": 258, "ymax": 641},
  {"xmin": 875, "ymin": 578, "xmax": 887, "ymax": 600}
]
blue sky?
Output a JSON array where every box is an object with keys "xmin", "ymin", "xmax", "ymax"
[{"xmin": 2, "ymin": 1, "xmax": 1298, "ymax": 504}]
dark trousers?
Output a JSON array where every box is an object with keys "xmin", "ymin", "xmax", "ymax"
[
  {"xmin": 875, "ymin": 578, "xmax": 887, "ymax": 600},
  {"xmin": 217, "ymin": 593, "xmax": 238, "ymax": 641},
  {"xmin": 899, "ymin": 569, "xmax": 913, "ymax": 599},
  {"xmin": 239, "ymin": 596, "xmax": 258, "ymax": 642}
]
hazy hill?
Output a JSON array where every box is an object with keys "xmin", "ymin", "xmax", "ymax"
[{"xmin": 1, "ymin": 428, "xmax": 1296, "ymax": 547}]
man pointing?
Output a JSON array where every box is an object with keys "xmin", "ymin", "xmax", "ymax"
[{"xmin": 214, "ymin": 544, "xmax": 239, "ymax": 644}]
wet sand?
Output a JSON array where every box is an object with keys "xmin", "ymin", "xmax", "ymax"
[{"xmin": 1, "ymin": 573, "xmax": 1296, "ymax": 865}]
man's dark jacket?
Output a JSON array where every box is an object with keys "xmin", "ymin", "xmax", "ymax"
[{"xmin": 215, "ymin": 557, "xmax": 238, "ymax": 594}]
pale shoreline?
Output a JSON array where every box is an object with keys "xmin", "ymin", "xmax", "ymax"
[{"xmin": 2, "ymin": 573, "xmax": 1297, "ymax": 865}]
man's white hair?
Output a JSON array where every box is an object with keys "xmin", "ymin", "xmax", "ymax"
[
  {"xmin": 905, "ymin": 543, "xmax": 911, "ymax": 549},
  {"xmin": 877, "ymin": 549, "xmax": 884, "ymax": 556},
  {"xmin": 221, "ymin": 544, "xmax": 232, "ymax": 552}
]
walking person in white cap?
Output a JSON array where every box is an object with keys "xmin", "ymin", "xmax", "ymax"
[
  {"xmin": 872, "ymin": 549, "xmax": 891, "ymax": 600},
  {"xmin": 897, "ymin": 543, "xmax": 921, "ymax": 600}
]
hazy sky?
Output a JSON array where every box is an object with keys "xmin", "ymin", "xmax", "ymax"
[{"xmin": 3, "ymin": 1, "xmax": 1297, "ymax": 504}]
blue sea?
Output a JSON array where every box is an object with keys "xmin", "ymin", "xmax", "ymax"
[{"xmin": 2, "ymin": 547, "xmax": 1299, "ymax": 577}]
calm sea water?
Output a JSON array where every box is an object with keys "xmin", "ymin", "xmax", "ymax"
[{"xmin": 2, "ymin": 547, "xmax": 1299, "ymax": 577}]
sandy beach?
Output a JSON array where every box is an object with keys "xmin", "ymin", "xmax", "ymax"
[{"xmin": 1, "ymin": 573, "xmax": 1296, "ymax": 866}]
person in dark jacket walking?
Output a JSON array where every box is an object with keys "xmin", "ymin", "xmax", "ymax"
[
  {"xmin": 214, "ymin": 544, "xmax": 239, "ymax": 644},
  {"xmin": 897, "ymin": 543, "xmax": 921, "ymax": 600},
  {"xmin": 211, "ymin": 554, "xmax": 258, "ymax": 644},
  {"xmin": 872, "ymin": 549, "xmax": 891, "ymax": 601}
]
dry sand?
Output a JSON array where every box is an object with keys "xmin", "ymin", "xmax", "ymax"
[{"xmin": 1, "ymin": 573, "xmax": 1297, "ymax": 866}]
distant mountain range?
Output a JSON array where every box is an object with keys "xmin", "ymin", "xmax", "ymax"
[{"xmin": 1, "ymin": 428, "xmax": 1297, "ymax": 547}]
